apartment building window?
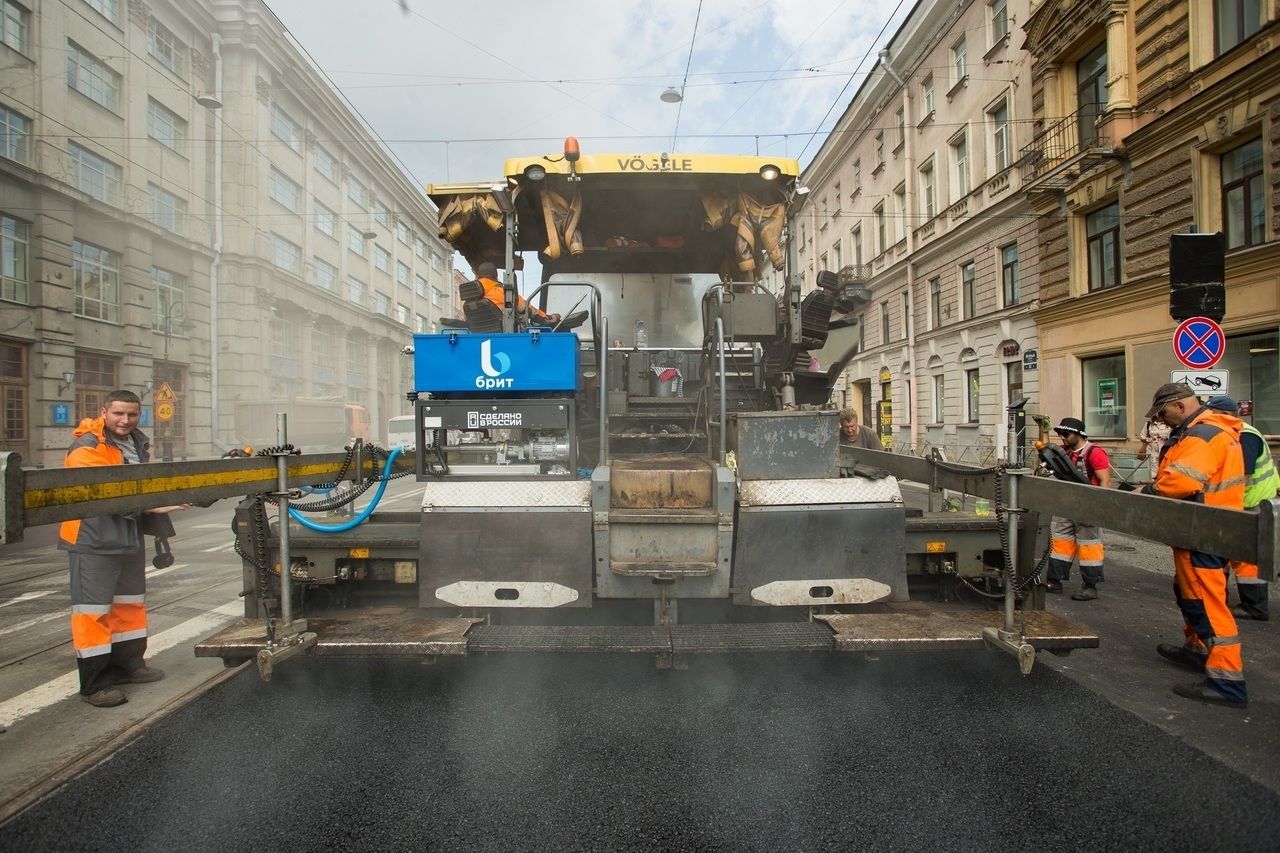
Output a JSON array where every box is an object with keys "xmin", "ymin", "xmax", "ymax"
[
  {"xmin": 1222, "ymin": 137, "xmax": 1264, "ymax": 249},
  {"xmin": 1216, "ymin": 0, "xmax": 1262, "ymax": 55},
  {"xmin": 901, "ymin": 291, "xmax": 911, "ymax": 338},
  {"xmin": 1082, "ymin": 352, "xmax": 1127, "ymax": 437},
  {"xmin": 1006, "ymin": 361, "xmax": 1023, "ymax": 414},
  {"xmin": 951, "ymin": 131, "xmax": 968, "ymax": 196},
  {"xmin": 989, "ymin": 97, "xmax": 1011, "ymax": 172},
  {"xmin": 895, "ymin": 106, "xmax": 905, "ymax": 147},
  {"xmin": 990, "ymin": 0, "xmax": 1009, "ymax": 42},
  {"xmin": 853, "ymin": 158, "xmax": 862, "ymax": 185},
  {"xmin": 347, "ymin": 224, "xmax": 365, "ymax": 256},
  {"xmin": 893, "ymin": 184, "xmax": 906, "ymax": 241},
  {"xmin": 961, "ymin": 260, "xmax": 977, "ymax": 318},
  {"xmin": 395, "ymin": 303, "xmax": 410, "ymax": 325},
  {"xmin": 313, "ymin": 199, "xmax": 336, "ymax": 238},
  {"xmin": 415, "ymin": 273, "xmax": 428, "ymax": 297},
  {"xmin": 880, "ymin": 301, "xmax": 890, "ymax": 344},
  {"xmin": 346, "ymin": 338, "xmax": 367, "ymax": 381},
  {"xmin": 852, "ymin": 226, "xmax": 863, "ymax": 266},
  {"xmin": 0, "ymin": 214, "xmax": 27, "ymax": 303},
  {"xmin": 0, "ymin": 340, "xmax": 26, "ymax": 450},
  {"xmin": 68, "ymin": 142, "xmax": 121, "ymax": 204},
  {"xmin": 373, "ymin": 199, "xmax": 390, "ymax": 227},
  {"xmin": 347, "ymin": 175, "xmax": 368, "ymax": 208},
  {"xmin": 432, "ymin": 287, "xmax": 445, "ymax": 309},
  {"xmin": 929, "ymin": 277, "xmax": 942, "ymax": 328},
  {"xmin": 312, "ymin": 327, "xmax": 336, "ymax": 372},
  {"xmin": 314, "ymin": 257, "xmax": 336, "ymax": 291},
  {"xmin": 0, "ymin": 105, "xmax": 29, "ymax": 163},
  {"xmin": 431, "ymin": 251, "xmax": 443, "ymax": 272},
  {"xmin": 920, "ymin": 159, "xmax": 936, "ymax": 219},
  {"xmin": 147, "ymin": 18, "xmax": 186, "ymax": 75},
  {"xmin": 75, "ymin": 352, "xmax": 118, "ymax": 421},
  {"xmin": 922, "ymin": 75, "xmax": 935, "ymax": 117},
  {"xmin": 347, "ymin": 275, "xmax": 366, "ymax": 307},
  {"xmin": 396, "ymin": 221, "xmax": 412, "ymax": 245},
  {"xmin": 396, "ymin": 261, "xmax": 410, "ymax": 288},
  {"xmin": 875, "ymin": 132, "xmax": 885, "ymax": 166},
  {"xmin": 415, "ymin": 237, "xmax": 427, "ymax": 260},
  {"xmin": 271, "ymin": 104, "xmax": 301, "ymax": 153},
  {"xmin": 314, "ymin": 145, "xmax": 337, "ymax": 183},
  {"xmin": 84, "ymin": 0, "xmax": 119, "ymax": 24},
  {"xmin": 1000, "ymin": 243, "xmax": 1020, "ymax": 306},
  {"xmin": 375, "ymin": 292, "xmax": 391, "ymax": 316},
  {"xmin": 933, "ymin": 373, "xmax": 946, "ymax": 423},
  {"xmin": 67, "ymin": 42, "xmax": 119, "ymax": 111},
  {"xmin": 72, "ymin": 240, "xmax": 119, "ymax": 322},
  {"xmin": 874, "ymin": 204, "xmax": 886, "ymax": 252},
  {"xmin": 2, "ymin": 0, "xmax": 28, "ymax": 54},
  {"xmin": 833, "ymin": 183, "xmax": 842, "ymax": 214},
  {"xmin": 1086, "ymin": 203, "xmax": 1121, "ymax": 290},
  {"xmin": 1077, "ymin": 42, "xmax": 1108, "ymax": 148},
  {"xmin": 269, "ymin": 167, "xmax": 301, "ymax": 212},
  {"xmin": 268, "ymin": 316, "xmax": 298, "ymax": 361},
  {"xmin": 952, "ymin": 37, "xmax": 967, "ymax": 83},
  {"xmin": 149, "ymin": 183, "xmax": 185, "ymax": 233},
  {"xmin": 271, "ymin": 233, "xmax": 300, "ymax": 273},
  {"xmin": 374, "ymin": 244, "xmax": 391, "ymax": 273},
  {"xmin": 964, "ymin": 366, "xmax": 981, "ymax": 423},
  {"xmin": 146, "ymin": 99, "xmax": 186, "ymax": 152},
  {"xmin": 832, "ymin": 241, "xmax": 842, "ymax": 273},
  {"xmin": 151, "ymin": 267, "xmax": 185, "ymax": 331},
  {"xmin": 414, "ymin": 314, "xmax": 428, "ymax": 334}
]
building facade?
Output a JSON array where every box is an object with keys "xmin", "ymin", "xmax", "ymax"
[
  {"xmin": 1021, "ymin": 0, "xmax": 1279, "ymax": 448},
  {"xmin": 801, "ymin": 0, "xmax": 1042, "ymax": 462},
  {"xmin": 0, "ymin": 0, "xmax": 455, "ymax": 467}
]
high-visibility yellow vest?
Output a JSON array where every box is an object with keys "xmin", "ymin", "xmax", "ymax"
[{"xmin": 1242, "ymin": 423, "xmax": 1279, "ymax": 508}]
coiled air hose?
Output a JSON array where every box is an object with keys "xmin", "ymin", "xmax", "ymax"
[{"xmin": 287, "ymin": 445, "xmax": 406, "ymax": 533}]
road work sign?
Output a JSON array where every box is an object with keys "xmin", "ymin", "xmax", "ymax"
[{"xmin": 1170, "ymin": 370, "xmax": 1229, "ymax": 396}]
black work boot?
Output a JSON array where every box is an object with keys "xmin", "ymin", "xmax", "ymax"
[
  {"xmin": 1173, "ymin": 681, "xmax": 1247, "ymax": 709},
  {"xmin": 1157, "ymin": 643, "xmax": 1207, "ymax": 673},
  {"xmin": 1071, "ymin": 585, "xmax": 1099, "ymax": 601},
  {"xmin": 81, "ymin": 687, "xmax": 128, "ymax": 708}
]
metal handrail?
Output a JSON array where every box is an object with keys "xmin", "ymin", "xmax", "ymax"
[
  {"xmin": 1019, "ymin": 109, "xmax": 1111, "ymax": 183},
  {"xmin": 714, "ymin": 316, "xmax": 727, "ymax": 464}
]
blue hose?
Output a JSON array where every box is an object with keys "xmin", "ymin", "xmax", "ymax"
[{"xmin": 287, "ymin": 446, "xmax": 405, "ymax": 533}]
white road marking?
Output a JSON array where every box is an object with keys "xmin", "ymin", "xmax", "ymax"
[
  {"xmin": 192, "ymin": 523, "xmax": 230, "ymax": 529},
  {"xmin": 0, "ymin": 590, "xmax": 54, "ymax": 609},
  {"xmin": 201, "ymin": 542, "xmax": 236, "ymax": 553},
  {"xmin": 146, "ymin": 563, "xmax": 188, "ymax": 579},
  {"xmin": 0, "ymin": 611, "xmax": 61, "ymax": 639},
  {"xmin": 0, "ymin": 600, "xmax": 242, "ymax": 728}
]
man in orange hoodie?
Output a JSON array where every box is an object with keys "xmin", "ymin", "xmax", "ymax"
[
  {"xmin": 1143, "ymin": 383, "xmax": 1249, "ymax": 708},
  {"xmin": 475, "ymin": 262, "xmax": 559, "ymax": 327},
  {"xmin": 60, "ymin": 390, "xmax": 184, "ymax": 707}
]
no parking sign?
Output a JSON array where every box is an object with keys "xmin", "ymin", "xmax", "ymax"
[{"xmin": 1172, "ymin": 316, "xmax": 1225, "ymax": 370}]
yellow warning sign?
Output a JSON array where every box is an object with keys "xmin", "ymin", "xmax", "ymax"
[
  {"xmin": 156, "ymin": 402, "xmax": 175, "ymax": 422},
  {"xmin": 155, "ymin": 382, "xmax": 177, "ymax": 403}
]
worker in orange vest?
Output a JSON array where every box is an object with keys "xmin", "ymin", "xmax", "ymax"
[
  {"xmin": 475, "ymin": 262, "xmax": 559, "ymax": 327},
  {"xmin": 1143, "ymin": 383, "xmax": 1248, "ymax": 708}
]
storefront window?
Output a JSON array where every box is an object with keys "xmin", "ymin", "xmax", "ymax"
[
  {"xmin": 1220, "ymin": 330, "xmax": 1278, "ymax": 435},
  {"xmin": 1082, "ymin": 353, "xmax": 1126, "ymax": 437}
]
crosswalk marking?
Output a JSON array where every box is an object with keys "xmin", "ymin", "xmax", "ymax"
[
  {"xmin": 0, "ymin": 600, "xmax": 242, "ymax": 728},
  {"xmin": 0, "ymin": 611, "xmax": 61, "ymax": 639},
  {"xmin": 0, "ymin": 590, "xmax": 54, "ymax": 610}
]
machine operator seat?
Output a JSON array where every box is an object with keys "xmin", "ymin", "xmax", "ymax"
[{"xmin": 458, "ymin": 278, "xmax": 504, "ymax": 333}]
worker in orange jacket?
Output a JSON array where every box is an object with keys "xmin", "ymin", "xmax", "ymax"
[
  {"xmin": 475, "ymin": 262, "xmax": 559, "ymax": 326},
  {"xmin": 59, "ymin": 390, "xmax": 186, "ymax": 707},
  {"xmin": 1142, "ymin": 383, "xmax": 1248, "ymax": 708}
]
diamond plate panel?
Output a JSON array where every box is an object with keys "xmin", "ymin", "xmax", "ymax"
[
  {"xmin": 421, "ymin": 480, "xmax": 591, "ymax": 509},
  {"xmin": 738, "ymin": 477, "xmax": 902, "ymax": 506}
]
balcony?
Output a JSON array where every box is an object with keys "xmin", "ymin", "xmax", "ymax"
[{"xmin": 1019, "ymin": 109, "xmax": 1117, "ymax": 191}]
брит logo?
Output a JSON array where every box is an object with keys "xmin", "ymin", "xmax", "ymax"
[{"xmin": 477, "ymin": 339, "xmax": 514, "ymax": 389}]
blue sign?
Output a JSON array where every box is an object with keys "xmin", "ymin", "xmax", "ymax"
[
  {"xmin": 1172, "ymin": 316, "xmax": 1225, "ymax": 370},
  {"xmin": 413, "ymin": 331, "xmax": 580, "ymax": 393},
  {"xmin": 51, "ymin": 403, "xmax": 70, "ymax": 425},
  {"xmin": 140, "ymin": 406, "xmax": 152, "ymax": 427}
]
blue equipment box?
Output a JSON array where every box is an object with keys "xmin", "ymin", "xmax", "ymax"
[{"xmin": 413, "ymin": 331, "xmax": 580, "ymax": 393}]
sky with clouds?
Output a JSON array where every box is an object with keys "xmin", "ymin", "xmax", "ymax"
[{"xmin": 267, "ymin": 0, "xmax": 912, "ymax": 189}]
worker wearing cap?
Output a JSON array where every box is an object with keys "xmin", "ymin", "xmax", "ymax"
[
  {"xmin": 1046, "ymin": 417, "xmax": 1111, "ymax": 601},
  {"xmin": 1144, "ymin": 383, "xmax": 1248, "ymax": 708},
  {"xmin": 1206, "ymin": 395, "xmax": 1277, "ymax": 621},
  {"xmin": 474, "ymin": 262, "xmax": 559, "ymax": 326}
]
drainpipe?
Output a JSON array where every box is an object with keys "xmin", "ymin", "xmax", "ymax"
[
  {"xmin": 881, "ymin": 48, "xmax": 919, "ymax": 452},
  {"xmin": 209, "ymin": 33, "xmax": 227, "ymax": 451}
]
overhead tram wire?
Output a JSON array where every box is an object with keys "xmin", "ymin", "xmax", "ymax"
[
  {"xmin": 796, "ymin": 0, "xmax": 909, "ymax": 164},
  {"xmin": 670, "ymin": 0, "xmax": 705, "ymax": 152}
]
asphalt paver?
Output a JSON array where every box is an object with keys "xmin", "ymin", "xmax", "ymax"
[{"xmin": 4, "ymin": 650, "xmax": 1279, "ymax": 852}]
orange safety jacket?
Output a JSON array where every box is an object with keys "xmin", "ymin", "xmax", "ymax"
[
  {"xmin": 1147, "ymin": 406, "xmax": 1246, "ymax": 567},
  {"xmin": 478, "ymin": 276, "xmax": 551, "ymax": 324},
  {"xmin": 58, "ymin": 418, "xmax": 150, "ymax": 553}
]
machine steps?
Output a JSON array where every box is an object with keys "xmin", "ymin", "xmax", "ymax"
[{"xmin": 195, "ymin": 606, "xmax": 1097, "ymax": 659}]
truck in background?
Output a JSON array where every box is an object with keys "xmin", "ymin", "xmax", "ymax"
[{"xmin": 234, "ymin": 400, "xmax": 370, "ymax": 451}]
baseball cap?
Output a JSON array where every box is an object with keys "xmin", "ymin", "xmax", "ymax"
[
  {"xmin": 1205, "ymin": 395, "xmax": 1239, "ymax": 413},
  {"xmin": 1053, "ymin": 416, "xmax": 1087, "ymax": 437},
  {"xmin": 1145, "ymin": 382, "xmax": 1197, "ymax": 419}
]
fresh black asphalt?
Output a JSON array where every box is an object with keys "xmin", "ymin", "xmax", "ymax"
[{"xmin": 4, "ymin": 651, "xmax": 1279, "ymax": 852}]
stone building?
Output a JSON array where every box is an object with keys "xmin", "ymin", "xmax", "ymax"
[
  {"xmin": 800, "ymin": 0, "xmax": 1041, "ymax": 462},
  {"xmin": 0, "ymin": 0, "xmax": 454, "ymax": 466},
  {"xmin": 1021, "ymin": 0, "xmax": 1279, "ymax": 446}
]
